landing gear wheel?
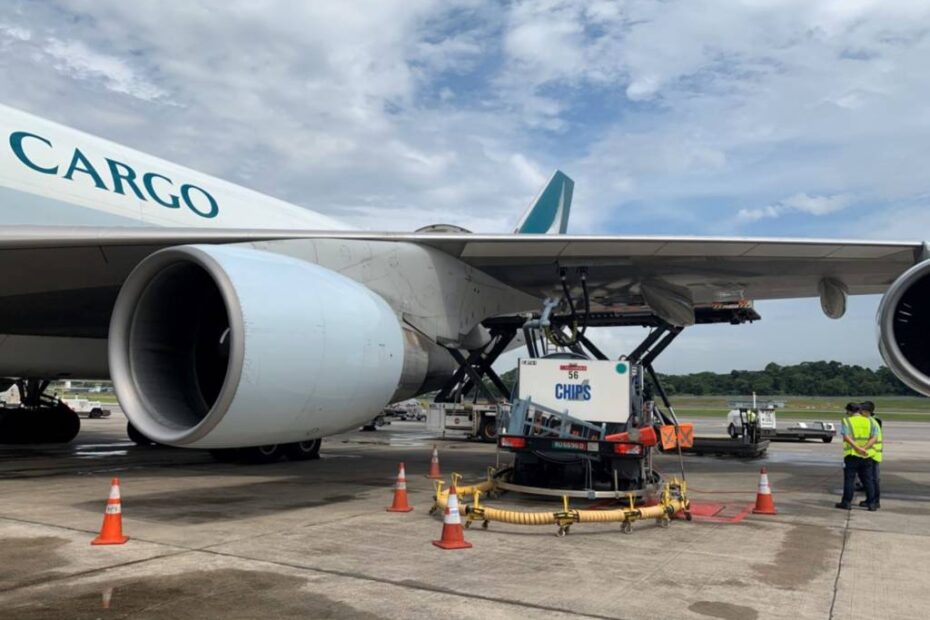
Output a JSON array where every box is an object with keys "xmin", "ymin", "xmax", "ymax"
[
  {"xmin": 239, "ymin": 444, "xmax": 283, "ymax": 464},
  {"xmin": 478, "ymin": 418, "xmax": 497, "ymax": 443},
  {"xmin": 0, "ymin": 405, "xmax": 81, "ymax": 444},
  {"xmin": 0, "ymin": 381, "xmax": 80, "ymax": 444},
  {"xmin": 283, "ymin": 439, "xmax": 321, "ymax": 461},
  {"xmin": 127, "ymin": 422, "xmax": 154, "ymax": 446},
  {"xmin": 727, "ymin": 423, "xmax": 738, "ymax": 438}
]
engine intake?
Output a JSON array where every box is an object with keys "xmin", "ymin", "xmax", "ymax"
[
  {"xmin": 109, "ymin": 244, "xmax": 406, "ymax": 448},
  {"xmin": 878, "ymin": 259, "xmax": 930, "ymax": 395}
]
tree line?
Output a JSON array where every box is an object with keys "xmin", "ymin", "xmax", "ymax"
[
  {"xmin": 493, "ymin": 361, "xmax": 917, "ymax": 397},
  {"xmin": 656, "ymin": 361, "xmax": 916, "ymax": 396}
]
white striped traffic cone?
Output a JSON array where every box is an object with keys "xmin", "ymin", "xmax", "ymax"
[
  {"xmin": 426, "ymin": 445, "xmax": 442, "ymax": 479},
  {"xmin": 752, "ymin": 467, "xmax": 777, "ymax": 515},
  {"xmin": 387, "ymin": 462, "xmax": 414, "ymax": 512},
  {"xmin": 432, "ymin": 484, "xmax": 472, "ymax": 550},
  {"xmin": 91, "ymin": 478, "xmax": 129, "ymax": 545}
]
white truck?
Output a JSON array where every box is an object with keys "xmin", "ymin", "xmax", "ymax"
[
  {"xmin": 61, "ymin": 398, "xmax": 111, "ymax": 419},
  {"xmin": 426, "ymin": 401, "xmax": 509, "ymax": 442},
  {"xmin": 726, "ymin": 396, "xmax": 834, "ymax": 443}
]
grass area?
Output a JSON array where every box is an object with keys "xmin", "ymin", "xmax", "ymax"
[{"xmin": 672, "ymin": 395, "xmax": 930, "ymax": 422}]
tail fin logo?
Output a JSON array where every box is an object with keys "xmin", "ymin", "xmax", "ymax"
[{"xmin": 514, "ymin": 170, "xmax": 574, "ymax": 235}]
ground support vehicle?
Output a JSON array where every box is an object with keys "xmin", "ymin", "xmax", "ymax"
[
  {"xmin": 61, "ymin": 398, "xmax": 112, "ymax": 419},
  {"xmin": 428, "ymin": 279, "xmax": 767, "ymax": 491},
  {"xmin": 494, "ymin": 355, "xmax": 668, "ymax": 500},
  {"xmin": 426, "ymin": 401, "xmax": 506, "ymax": 442},
  {"xmin": 768, "ymin": 421, "xmax": 835, "ymax": 443},
  {"xmin": 727, "ymin": 399, "xmax": 835, "ymax": 443}
]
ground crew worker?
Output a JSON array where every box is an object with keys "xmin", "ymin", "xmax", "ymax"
[
  {"xmin": 836, "ymin": 402, "xmax": 878, "ymax": 511},
  {"xmin": 859, "ymin": 401, "xmax": 882, "ymax": 509},
  {"xmin": 742, "ymin": 408, "xmax": 758, "ymax": 442}
]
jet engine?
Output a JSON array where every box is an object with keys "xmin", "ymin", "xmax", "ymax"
[
  {"xmin": 109, "ymin": 244, "xmax": 437, "ymax": 449},
  {"xmin": 878, "ymin": 259, "xmax": 930, "ymax": 395}
]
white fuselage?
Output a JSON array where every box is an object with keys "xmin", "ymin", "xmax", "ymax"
[{"xmin": 1, "ymin": 103, "xmax": 344, "ymax": 230}]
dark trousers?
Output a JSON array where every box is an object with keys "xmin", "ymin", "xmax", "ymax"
[
  {"xmin": 842, "ymin": 455, "xmax": 875, "ymax": 506},
  {"xmin": 856, "ymin": 460, "xmax": 881, "ymax": 503}
]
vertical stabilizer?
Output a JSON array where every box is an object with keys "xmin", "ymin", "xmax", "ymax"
[{"xmin": 513, "ymin": 170, "xmax": 574, "ymax": 234}]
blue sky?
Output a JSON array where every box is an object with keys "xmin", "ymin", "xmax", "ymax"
[{"xmin": 1, "ymin": 0, "xmax": 928, "ymax": 372}]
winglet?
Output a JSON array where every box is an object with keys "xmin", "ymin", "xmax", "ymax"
[{"xmin": 513, "ymin": 170, "xmax": 574, "ymax": 234}]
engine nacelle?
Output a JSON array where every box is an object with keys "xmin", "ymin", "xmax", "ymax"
[
  {"xmin": 878, "ymin": 259, "xmax": 930, "ymax": 395},
  {"xmin": 109, "ymin": 244, "xmax": 409, "ymax": 448}
]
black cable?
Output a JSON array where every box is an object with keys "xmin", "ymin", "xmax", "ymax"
[
  {"xmin": 554, "ymin": 270, "xmax": 576, "ymax": 347},
  {"xmin": 579, "ymin": 270, "xmax": 590, "ymax": 336}
]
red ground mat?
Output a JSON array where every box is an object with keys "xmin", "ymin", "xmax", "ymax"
[{"xmin": 684, "ymin": 501, "xmax": 754, "ymax": 523}]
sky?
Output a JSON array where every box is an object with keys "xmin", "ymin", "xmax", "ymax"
[{"xmin": 1, "ymin": 1, "xmax": 928, "ymax": 373}]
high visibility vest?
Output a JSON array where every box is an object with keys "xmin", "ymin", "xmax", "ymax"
[
  {"xmin": 843, "ymin": 415, "xmax": 873, "ymax": 457},
  {"xmin": 869, "ymin": 418, "xmax": 883, "ymax": 463}
]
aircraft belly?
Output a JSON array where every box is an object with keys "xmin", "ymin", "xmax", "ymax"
[{"xmin": 0, "ymin": 334, "xmax": 108, "ymax": 378}]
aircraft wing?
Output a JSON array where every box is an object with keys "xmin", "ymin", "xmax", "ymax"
[
  {"xmin": 421, "ymin": 233, "xmax": 920, "ymax": 295},
  {"xmin": 0, "ymin": 226, "xmax": 922, "ymax": 332}
]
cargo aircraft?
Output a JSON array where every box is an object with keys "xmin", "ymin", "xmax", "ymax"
[{"xmin": 1, "ymin": 104, "xmax": 926, "ymax": 462}]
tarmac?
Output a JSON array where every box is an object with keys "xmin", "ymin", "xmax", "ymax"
[{"xmin": 1, "ymin": 413, "xmax": 928, "ymax": 620}]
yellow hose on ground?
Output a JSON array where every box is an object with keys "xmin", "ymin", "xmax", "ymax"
[
  {"xmin": 480, "ymin": 505, "xmax": 560, "ymax": 525},
  {"xmin": 431, "ymin": 474, "xmax": 689, "ymax": 532},
  {"xmin": 573, "ymin": 500, "xmax": 686, "ymax": 523}
]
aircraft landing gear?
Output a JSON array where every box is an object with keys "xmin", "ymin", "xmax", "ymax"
[
  {"xmin": 283, "ymin": 439, "xmax": 321, "ymax": 461},
  {"xmin": 210, "ymin": 440, "xmax": 321, "ymax": 464},
  {"xmin": 127, "ymin": 422, "xmax": 155, "ymax": 446},
  {"xmin": 0, "ymin": 379, "xmax": 80, "ymax": 444}
]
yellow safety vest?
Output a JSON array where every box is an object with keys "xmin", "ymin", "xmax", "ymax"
[
  {"xmin": 843, "ymin": 415, "xmax": 873, "ymax": 457},
  {"xmin": 869, "ymin": 419, "xmax": 883, "ymax": 463}
]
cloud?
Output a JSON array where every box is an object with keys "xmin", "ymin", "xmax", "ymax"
[
  {"xmin": 738, "ymin": 193, "xmax": 854, "ymax": 222},
  {"xmin": 43, "ymin": 38, "xmax": 168, "ymax": 102},
  {"xmin": 0, "ymin": 22, "xmax": 30, "ymax": 41}
]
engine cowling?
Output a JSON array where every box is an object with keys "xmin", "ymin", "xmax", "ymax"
[
  {"xmin": 109, "ymin": 244, "xmax": 409, "ymax": 448},
  {"xmin": 878, "ymin": 259, "xmax": 930, "ymax": 395}
]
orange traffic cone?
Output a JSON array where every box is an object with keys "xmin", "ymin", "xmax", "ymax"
[
  {"xmin": 752, "ymin": 467, "xmax": 777, "ymax": 515},
  {"xmin": 387, "ymin": 462, "xmax": 414, "ymax": 512},
  {"xmin": 432, "ymin": 484, "xmax": 472, "ymax": 550},
  {"xmin": 91, "ymin": 478, "xmax": 129, "ymax": 545},
  {"xmin": 426, "ymin": 445, "xmax": 442, "ymax": 479}
]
